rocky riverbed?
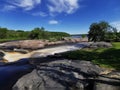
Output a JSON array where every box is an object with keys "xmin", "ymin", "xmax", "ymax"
[
  {"xmin": 0, "ymin": 42, "xmax": 90, "ymax": 62},
  {"xmin": 0, "ymin": 41, "xmax": 119, "ymax": 90},
  {"xmin": 0, "ymin": 41, "xmax": 112, "ymax": 62},
  {"xmin": 13, "ymin": 56, "xmax": 120, "ymax": 90}
]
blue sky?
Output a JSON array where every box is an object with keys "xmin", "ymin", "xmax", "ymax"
[{"xmin": 0, "ymin": 0, "xmax": 120, "ymax": 34}]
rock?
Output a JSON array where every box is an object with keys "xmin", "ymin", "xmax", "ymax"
[
  {"xmin": 0, "ymin": 40, "xmax": 45, "ymax": 50},
  {"xmin": 94, "ymin": 71, "xmax": 120, "ymax": 90},
  {"xmin": 0, "ymin": 51, "xmax": 5, "ymax": 57},
  {"xmin": 13, "ymin": 49, "xmax": 29, "ymax": 54},
  {"xmin": 13, "ymin": 59, "xmax": 102, "ymax": 90},
  {"xmin": 0, "ymin": 39, "xmax": 90, "ymax": 51},
  {"xmin": 0, "ymin": 51, "xmax": 5, "ymax": 62},
  {"xmin": 0, "ymin": 40, "xmax": 81, "ymax": 51},
  {"xmin": 89, "ymin": 42, "xmax": 112, "ymax": 48},
  {"xmin": 62, "ymin": 37, "xmax": 88, "ymax": 43}
]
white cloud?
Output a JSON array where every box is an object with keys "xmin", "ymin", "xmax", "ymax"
[
  {"xmin": 49, "ymin": 20, "xmax": 59, "ymax": 24},
  {"xmin": 47, "ymin": 0, "xmax": 79, "ymax": 15},
  {"xmin": 2, "ymin": 5, "xmax": 16, "ymax": 11},
  {"xmin": 32, "ymin": 12, "xmax": 47, "ymax": 17},
  {"xmin": 111, "ymin": 21, "xmax": 120, "ymax": 31},
  {"xmin": 6, "ymin": 0, "xmax": 41, "ymax": 11},
  {"xmin": 2, "ymin": 0, "xmax": 82, "ymax": 17}
]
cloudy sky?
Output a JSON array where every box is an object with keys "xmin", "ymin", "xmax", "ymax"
[{"xmin": 0, "ymin": 0, "xmax": 120, "ymax": 34}]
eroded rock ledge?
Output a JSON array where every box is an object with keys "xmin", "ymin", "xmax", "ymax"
[
  {"xmin": 0, "ymin": 39, "xmax": 85, "ymax": 50},
  {"xmin": 12, "ymin": 57, "xmax": 120, "ymax": 90}
]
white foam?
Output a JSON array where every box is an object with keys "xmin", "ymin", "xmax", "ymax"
[{"xmin": 3, "ymin": 43, "xmax": 84, "ymax": 62}]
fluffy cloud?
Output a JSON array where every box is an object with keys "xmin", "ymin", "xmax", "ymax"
[
  {"xmin": 2, "ymin": 0, "xmax": 80, "ymax": 16},
  {"xmin": 5, "ymin": 0, "xmax": 41, "ymax": 10},
  {"xmin": 111, "ymin": 21, "xmax": 120, "ymax": 31},
  {"xmin": 47, "ymin": 0, "xmax": 79, "ymax": 15},
  {"xmin": 49, "ymin": 20, "xmax": 59, "ymax": 24}
]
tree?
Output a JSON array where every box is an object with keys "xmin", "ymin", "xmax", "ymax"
[
  {"xmin": 0, "ymin": 26, "xmax": 70, "ymax": 41},
  {"xmin": 0, "ymin": 27, "xmax": 8, "ymax": 39},
  {"xmin": 88, "ymin": 21, "xmax": 114, "ymax": 42},
  {"xmin": 28, "ymin": 28, "xmax": 41, "ymax": 39}
]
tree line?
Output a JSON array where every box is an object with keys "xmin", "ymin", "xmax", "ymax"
[
  {"xmin": 88, "ymin": 21, "xmax": 120, "ymax": 42},
  {"xmin": 0, "ymin": 27, "xmax": 70, "ymax": 41}
]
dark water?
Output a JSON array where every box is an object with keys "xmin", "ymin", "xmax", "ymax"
[
  {"xmin": 0, "ymin": 59, "xmax": 34, "ymax": 90},
  {"xmin": 71, "ymin": 34, "xmax": 88, "ymax": 38}
]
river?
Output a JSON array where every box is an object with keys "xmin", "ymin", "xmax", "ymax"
[{"xmin": 1, "ymin": 42, "xmax": 89, "ymax": 62}]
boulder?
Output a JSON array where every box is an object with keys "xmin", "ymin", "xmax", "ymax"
[
  {"xmin": 13, "ymin": 59, "xmax": 102, "ymax": 90},
  {"xmin": 0, "ymin": 51, "xmax": 5, "ymax": 62},
  {"xmin": 0, "ymin": 40, "xmax": 71, "ymax": 50},
  {"xmin": 89, "ymin": 42, "xmax": 112, "ymax": 48},
  {"xmin": 0, "ymin": 40, "xmax": 45, "ymax": 50}
]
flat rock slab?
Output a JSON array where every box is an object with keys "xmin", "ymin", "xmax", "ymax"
[
  {"xmin": 94, "ymin": 71, "xmax": 120, "ymax": 90},
  {"xmin": 13, "ymin": 60, "xmax": 102, "ymax": 90}
]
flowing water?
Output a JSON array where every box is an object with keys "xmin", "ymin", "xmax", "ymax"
[{"xmin": 1, "ymin": 43, "xmax": 88, "ymax": 62}]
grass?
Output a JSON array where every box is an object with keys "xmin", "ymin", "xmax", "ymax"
[
  {"xmin": 112, "ymin": 42, "xmax": 120, "ymax": 49},
  {"xmin": 0, "ymin": 38, "xmax": 27, "ymax": 43},
  {"xmin": 61, "ymin": 42, "xmax": 120, "ymax": 70}
]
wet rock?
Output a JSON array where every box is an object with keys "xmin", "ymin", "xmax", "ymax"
[
  {"xmin": 13, "ymin": 59, "xmax": 102, "ymax": 90},
  {"xmin": 0, "ymin": 51, "xmax": 5, "ymax": 61},
  {"xmin": 13, "ymin": 49, "xmax": 29, "ymax": 54},
  {"xmin": 0, "ymin": 51, "xmax": 5, "ymax": 57}
]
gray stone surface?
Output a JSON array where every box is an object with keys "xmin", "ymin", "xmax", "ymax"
[
  {"xmin": 13, "ymin": 59, "xmax": 102, "ymax": 90},
  {"xmin": 0, "ymin": 51, "xmax": 5, "ymax": 61},
  {"xmin": 94, "ymin": 71, "xmax": 120, "ymax": 90},
  {"xmin": 88, "ymin": 42, "xmax": 112, "ymax": 48}
]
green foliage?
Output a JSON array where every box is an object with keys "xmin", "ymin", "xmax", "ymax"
[
  {"xmin": 0, "ymin": 27, "xmax": 8, "ymax": 39},
  {"xmin": 0, "ymin": 27, "xmax": 70, "ymax": 41},
  {"xmin": 61, "ymin": 42, "xmax": 120, "ymax": 70},
  {"xmin": 50, "ymin": 31, "xmax": 70, "ymax": 40},
  {"xmin": 28, "ymin": 28, "xmax": 43, "ymax": 39},
  {"xmin": 81, "ymin": 34, "xmax": 86, "ymax": 38},
  {"xmin": 28, "ymin": 27, "xmax": 70, "ymax": 40},
  {"xmin": 112, "ymin": 42, "xmax": 120, "ymax": 49},
  {"xmin": 88, "ymin": 21, "xmax": 120, "ymax": 42}
]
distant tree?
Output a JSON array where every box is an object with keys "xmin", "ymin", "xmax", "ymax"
[
  {"xmin": 28, "ymin": 28, "xmax": 41, "ymax": 39},
  {"xmin": 88, "ymin": 21, "xmax": 114, "ymax": 42},
  {"xmin": 0, "ymin": 27, "xmax": 8, "ymax": 39},
  {"xmin": 0, "ymin": 26, "xmax": 70, "ymax": 41},
  {"xmin": 81, "ymin": 34, "xmax": 86, "ymax": 38}
]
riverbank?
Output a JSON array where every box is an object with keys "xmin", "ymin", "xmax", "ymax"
[
  {"xmin": 61, "ymin": 42, "xmax": 120, "ymax": 70},
  {"xmin": 0, "ymin": 38, "xmax": 88, "ymax": 50}
]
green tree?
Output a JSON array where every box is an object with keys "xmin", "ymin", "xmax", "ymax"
[
  {"xmin": 28, "ymin": 27, "xmax": 46, "ymax": 39},
  {"xmin": 0, "ymin": 26, "xmax": 70, "ymax": 41},
  {"xmin": 81, "ymin": 34, "xmax": 86, "ymax": 38},
  {"xmin": 0, "ymin": 27, "xmax": 8, "ymax": 39},
  {"xmin": 28, "ymin": 28, "xmax": 40, "ymax": 39},
  {"xmin": 88, "ymin": 21, "xmax": 114, "ymax": 42}
]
